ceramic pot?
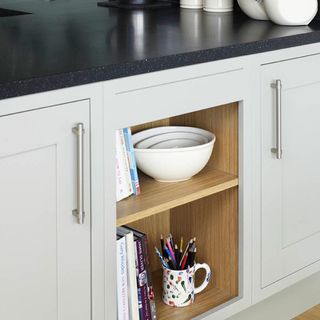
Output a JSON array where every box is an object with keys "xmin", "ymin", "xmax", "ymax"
[
  {"xmin": 264, "ymin": 0, "xmax": 318, "ymax": 26},
  {"xmin": 237, "ymin": 0, "xmax": 269, "ymax": 21}
]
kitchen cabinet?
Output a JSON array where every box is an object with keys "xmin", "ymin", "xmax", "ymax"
[
  {"xmin": 261, "ymin": 54, "xmax": 320, "ymax": 289},
  {"xmin": 0, "ymin": 100, "xmax": 91, "ymax": 320},
  {"xmin": 2, "ymin": 43, "xmax": 320, "ymax": 320},
  {"xmin": 103, "ymin": 60, "xmax": 254, "ymax": 320}
]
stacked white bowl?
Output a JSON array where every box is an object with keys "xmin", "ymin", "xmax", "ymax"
[
  {"xmin": 237, "ymin": 0, "xmax": 318, "ymax": 26},
  {"xmin": 132, "ymin": 126, "xmax": 216, "ymax": 182}
]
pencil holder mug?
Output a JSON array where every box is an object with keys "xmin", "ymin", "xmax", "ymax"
[{"xmin": 162, "ymin": 263, "xmax": 211, "ymax": 307}]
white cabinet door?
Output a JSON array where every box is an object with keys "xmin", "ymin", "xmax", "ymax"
[
  {"xmin": 0, "ymin": 101, "xmax": 91, "ymax": 320},
  {"xmin": 261, "ymin": 55, "xmax": 320, "ymax": 288}
]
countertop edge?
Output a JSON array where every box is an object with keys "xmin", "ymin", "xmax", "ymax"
[{"xmin": 1, "ymin": 30, "xmax": 320, "ymax": 101}]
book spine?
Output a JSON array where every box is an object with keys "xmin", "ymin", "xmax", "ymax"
[
  {"xmin": 123, "ymin": 127, "xmax": 140, "ymax": 195},
  {"xmin": 142, "ymin": 235, "xmax": 157, "ymax": 320},
  {"xmin": 116, "ymin": 236, "xmax": 130, "ymax": 320},
  {"xmin": 137, "ymin": 288, "xmax": 143, "ymax": 320},
  {"xmin": 135, "ymin": 238, "xmax": 151, "ymax": 320},
  {"xmin": 119, "ymin": 129, "xmax": 133, "ymax": 196},
  {"xmin": 125, "ymin": 232, "xmax": 140, "ymax": 320},
  {"xmin": 134, "ymin": 241, "xmax": 144, "ymax": 320},
  {"xmin": 115, "ymin": 129, "xmax": 133, "ymax": 201}
]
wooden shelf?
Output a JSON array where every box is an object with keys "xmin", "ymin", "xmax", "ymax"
[
  {"xmin": 117, "ymin": 167, "xmax": 238, "ymax": 226},
  {"xmin": 152, "ymin": 270, "xmax": 235, "ymax": 320},
  {"xmin": 120, "ymin": 103, "xmax": 239, "ymax": 318}
]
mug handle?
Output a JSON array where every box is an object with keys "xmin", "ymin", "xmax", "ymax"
[{"xmin": 194, "ymin": 263, "xmax": 211, "ymax": 295}]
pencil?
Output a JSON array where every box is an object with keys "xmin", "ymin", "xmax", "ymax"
[
  {"xmin": 181, "ymin": 253, "xmax": 188, "ymax": 269},
  {"xmin": 165, "ymin": 245, "xmax": 177, "ymax": 267},
  {"xmin": 180, "ymin": 239, "xmax": 193, "ymax": 266},
  {"xmin": 191, "ymin": 248, "xmax": 197, "ymax": 266},
  {"xmin": 167, "ymin": 255, "xmax": 176, "ymax": 270},
  {"xmin": 154, "ymin": 246, "xmax": 169, "ymax": 268},
  {"xmin": 160, "ymin": 234, "xmax": 165, "ymax": 258},
  {"xmin": 174, "ymin": 244, "xmax": 180, "ymax": 265},
  {"xmin": 187, "ymin": 247, "xmax": 196, "ymax": 267},
  {"xmin": 169, "ymin": 234, "xmax": 174, "ymax": 249},
  {"xmin": 180, "ymin": 237, "xmax": 183, "ymax": 252},
  {"xmin": 166, "ymin": 239, "xmax": 177, "ymax": 264}
]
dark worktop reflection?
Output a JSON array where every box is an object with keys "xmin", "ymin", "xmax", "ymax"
[{"xmin": 0, "ymin": 0, "xmax": 319, "ymax": 87}]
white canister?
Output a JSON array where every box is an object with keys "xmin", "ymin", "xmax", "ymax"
[
  {"xmin": 203, "ymin": 0, "xmax": 233, "ymax": 12},
  {"xmin": 180, "ymin": 0, "xmax": 203, "ymax": 10}
]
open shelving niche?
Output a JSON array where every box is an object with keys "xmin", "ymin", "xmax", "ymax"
[{"xmin": 117, "ymin": 102, "xmax": 239, "ymax": 320}]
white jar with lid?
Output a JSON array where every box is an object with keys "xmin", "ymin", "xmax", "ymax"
[
  {"xmin": 203, "ymin": 0, "xmax": 233, "ymax": 12},
  {"xmin": 180, "ymin": 0, "xmax": 203, "ymax": 9}
]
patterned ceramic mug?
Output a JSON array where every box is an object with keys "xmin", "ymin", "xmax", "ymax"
[{"xmin": 162, "ymin": 263, "xmax": 211, "ymax": 307}]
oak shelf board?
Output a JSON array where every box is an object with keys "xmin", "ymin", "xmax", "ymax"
[
  {"xmin": 152, "ymin": 270, "xmax": 235, "ymax": 320},
  {"xmin": 116, "ymin": 166, "xmax": 238, "ymax": 226}
]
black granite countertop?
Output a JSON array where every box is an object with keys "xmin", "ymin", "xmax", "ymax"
[{"xmin": 1, "ymin": 0, "xmax": 320, "ymax": 100}]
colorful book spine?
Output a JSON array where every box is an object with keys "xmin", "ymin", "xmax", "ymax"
[
  {"xmin": 137, "ymin": 288, "xmax": 143, "ymax": 320},
  {"xmin": 116, "ymin": 129, "xmax": 133, "ymax": 201},
  {"xmin": 142, "ymin": 235, "xmax": 157, "ymax": 319},
  {"xmin": 135, "ymin": 238, "xmax": 151, "ymax": 320},
  {"xmin": 123, "ymin": 127, "xmax": 140, "ymax": 196},
  {"xmin": 121, "ymin": 226, "xmax": 156, "ymax": 320},
  {"xmin": 116, "ymin": 236, "xmax": 130, "ymax": 320}
]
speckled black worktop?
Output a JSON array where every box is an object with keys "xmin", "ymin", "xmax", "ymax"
[{"xmin": 1, "ymin": 0, "xmax": 320, "ymax": 100}]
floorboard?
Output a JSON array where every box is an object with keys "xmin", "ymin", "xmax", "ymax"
[{"xmin": 294, "ymin": 305, "xmax": 320, "ymax": 320}]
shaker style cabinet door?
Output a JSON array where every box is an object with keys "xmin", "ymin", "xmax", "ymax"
[
  {"xmin": 0, "ymin": 101, "xmax": 91, "ymax": 320},
  {"xmin": 261, "ymin": 55, "xmax": 320, "ymax": 288}
]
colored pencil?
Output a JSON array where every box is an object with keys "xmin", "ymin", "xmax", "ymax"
[
  {"xmin": 166, "ymin": 239, "xmax": 176, "ymax": 264},
  {"xmin": 169, "ymin": 234, "xmax": 174, "ymax": 248},
  {"xmin": 167, "ymin": 255, "xmax": 176, "ymax": 269},
  {"xmin": 164, "ymin": 245, "xmax": 177, "ymax": 267},
  {"xmin": 174, "ymin": 244, "xmax": 180, "ymax": 265},
  {"xmin": 180, "ymin": 239, "xmax": 192, "ymax": 266},
  {"xmin": 160, "ymin": 234, "xmax": 165, "ymax": 258},
  {"xmin": 180, "ymin": 237, "xmax": 183, "ymax": 252},
  {"xmin": 181, "ymin": 253, "xmax": 188, "ymax": 269},
  {"xmin": 154, "ymin": 246, "xmax": 169, "ymax": 268}
]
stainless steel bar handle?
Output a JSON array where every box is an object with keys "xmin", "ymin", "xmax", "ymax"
[
  {"xmin": 271, "ymin": 80, "xmax": 283, "ymax": 160},
  {"xmin": 72, "ymin": 123, "xmax": 85, "ymax": 224}
]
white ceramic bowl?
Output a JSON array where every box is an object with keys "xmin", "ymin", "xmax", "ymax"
[
  {"xmin": 237, "ymin": 0, "xmax": 269, "ymax": 21},
  {"xmin": 135, "ymin": 131, "xmax": 209, "ymax": 149},
  {"xmin": 132, "ymin": 126, "xmax": 216, "ymax": 182},
  {"xmin": 264, "ymin": 0, "xmax": 318, "ymax": 26}
]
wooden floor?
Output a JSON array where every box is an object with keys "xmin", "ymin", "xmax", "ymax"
[{"xmin": 294, "ymin": 305, "xmax": 320, "ymax": 320}]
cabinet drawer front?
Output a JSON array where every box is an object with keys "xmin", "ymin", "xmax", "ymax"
[
  {"xmin": 262, "ymin": 53, "xmax": 320, "ymax": 89},
  {"xmin": 0, "ymin": 101, "xmax": 91, "ymax": 320},
  {"xmin": 109, "ymin": 67, "xmax": 245, "ymax": 128},
  {"xmin": 261, "ymin": 55, "xmax": 320, "ymax": 288}
]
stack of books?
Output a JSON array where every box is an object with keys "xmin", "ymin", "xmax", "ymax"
[
  {"xmin": 116, "ymin": 128, "xmax": 140, "ymax": 201},
  {"xmin": 117, "ymin": 226, "xmax": 157, "ymax": 320}
]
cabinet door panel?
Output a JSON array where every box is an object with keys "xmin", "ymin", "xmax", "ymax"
[
  {"xmin": 262, "ymin": 57, "xmax": 320, "ymax": 288},
  {"xmin": 0, "ymin": 101, "xmax": 91, "ymax": 320}
]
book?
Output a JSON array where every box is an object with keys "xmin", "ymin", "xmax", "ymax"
[
  {"xmin": 117, "ymin": 228, "xmax": 140, "ymax": 320},
  {"xmin": 123, "ymin": 127, "xmax": 140, "ymax": 196},
  {"xmin": 122, "ymin": 226, "xmax": 156, "ymax": 320},
  {"xmin": 116, "ymin": 235, "xmax": 130, "ymax": 320},
  {"xmin": 135, "ymin": 235, "xmax": 151, "ymax": 320},
  {"xmin": 116, "ymin": 129, "xmax": 133, "ymax": 201},
  {"xmin": 142, "ymin": 235, "xmax": 157, "ymax": 320},
  {"xmin": 119, "ymin": 226, "xmax": 149, "ymax": 319}
]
